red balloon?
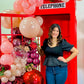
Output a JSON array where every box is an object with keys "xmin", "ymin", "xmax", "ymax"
[{"xmin": 23, "ymin": 69, "xmax": 44, "ymax": 84}]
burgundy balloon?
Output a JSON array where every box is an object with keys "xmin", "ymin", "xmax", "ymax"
[
  {"xmin": 27, "ymin": 58, "xmax": 33, "ymax": 63},
  {"xmin": 13, "ymin": 38, "xmax": 22, "ymax": 46},
  {"xmin": 23, "ymin": 37, "xmax": 31, "ymax": 42},
  {"xmin": 33, "ymin": 58, "xmax": 40, "ymax": 65},
  {"xmin": 13, "ymin": 27, "xmax": 21, "ymax": 34},
  {"xmin": 35, "ymin": 53, "xmax": 39, "ymax": 58},
  {"xmin": 31, "ymin": 49, "xmax": 37, "ymax": 53},
  {"xmin": 26, "ymin": 52, "xmax": 30, "ymax": 58},
  {"xmin": 31, "ymin": 53, "xmax": 36, "ymax": 59}
]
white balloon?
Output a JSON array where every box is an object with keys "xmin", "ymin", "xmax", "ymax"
[
  {"xmin": 14, "ymin": 58, "xmax": 20, "ymax": 64},
  {"xmin": 11, "ymin": 64, "xmax": 16, "ymax": 71},
  {"xmin": 21, "ymin": 59, "xmax": 27, "ymax": 65},
  {"xmin": 4, "ymin": 70, "xmax": 11, "ymax": 78},
  {"xmin": 1, "ymin": 77, "xmax": 8, "ymax": 83},
  {"xmin": 15, "ymin": 70, "xmax": 21, "ymax": 76},
  {"xmin": 9, "ymin": 76, "xmax": 15, "ymax": 81},
  {"xmin": 16, "ymin": 64, "xmax": 22, "ymax": 69}
]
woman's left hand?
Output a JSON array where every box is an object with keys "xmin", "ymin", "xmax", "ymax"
[{"xmin": 57, "ymin": 56, "xmax": 67, "ymax": 63}]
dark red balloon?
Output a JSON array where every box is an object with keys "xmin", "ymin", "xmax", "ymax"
[{"xmin": 23, "ymin": 69, "xmax": 44, "ymax": 84}]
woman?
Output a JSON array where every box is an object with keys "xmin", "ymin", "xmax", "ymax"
[{"xmin": 37, "ymin": 24, "xmax": 79, "ymax": 84}]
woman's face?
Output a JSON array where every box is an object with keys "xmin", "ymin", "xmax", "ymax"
[{"xmin": 51, "ymin": 27, "xmax": 59, "ymax": 38}]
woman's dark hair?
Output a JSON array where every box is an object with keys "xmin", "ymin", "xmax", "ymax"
[{"xmin": 48, "ymin": 24, "xmax": 62, "ymax": 46}]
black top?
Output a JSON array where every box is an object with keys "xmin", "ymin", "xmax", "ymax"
[{"xmin": 41, "ymin": 38, "xmax": 74, "ymax": 67}]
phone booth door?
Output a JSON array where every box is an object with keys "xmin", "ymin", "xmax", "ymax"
[{"xmin": 34, "ymin": 0, "xmax": 77, "ymax": 84}]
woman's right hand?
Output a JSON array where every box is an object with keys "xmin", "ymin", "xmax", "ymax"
[{"xmin": 37, "ymin": 46, "xmax": 45, "ymax": 56}]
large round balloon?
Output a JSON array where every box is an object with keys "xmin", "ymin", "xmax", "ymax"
[
  {"xmin": 0, "ymin": 54, "xmax": 14, "ymax": 65},
  {"xmin": 35, "ymin": 16, "xmax": 43, "ymax": 26},
  {"xmin": 23, "ymin": 69, "xmax": 44, "ymax": 84},
  {"xmin": 1, "ymin": 10, "xmax": 21, "ymax": 28},
  {"xmin": 19, "ymin": 17, "xmax": 40, "ymax": 38},
  {"xmin": 1, "ymin": 41, "xmax": 13, "ymax": 53},
  {"xmin": 37, "ymin": 28, "xmax": 43, "ymax": 37}
]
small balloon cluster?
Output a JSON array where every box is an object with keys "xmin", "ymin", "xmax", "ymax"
[
  {"xmin": 14, "ymin": 0, "xmax": 43, "ymax": 14},
  {"xmin": 19, "ymin": 16, "xmax": 43, "ymax": 38},
  {"xmin": 1, "ymin": 10, "xmax": 43, "ymax": 38},
  {"xmin": 0, "ymin": 27, "xmax": 41, "ymax": 83}
]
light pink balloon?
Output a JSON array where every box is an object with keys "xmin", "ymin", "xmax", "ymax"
[
  {"xmin": 1, "ymin": 41, "xmax": 13, "ymax": 53},
  {"xmin": 0, "ymin": 54, "xmax": 14, "ymax": 65},
  {"xmin": 36, "ymin": 0, "xmax": 43, "ymax": 7},
  {"xmin": 23, "ymin": 5, "xmax": 36, "ymax": 14},
  {"xmin": 29, "ymin": 0, "xmax": 36, "ymax": 5},
  {"xmin": 19, "ymin": 17, "xmax": 40, "ymax": 38},
  {"xmin": 13, "ymin": 0, "xmax": 23, "ymax": 12},
  {"xmin": 1, "ymin": 36, "xmax": 8, "ymax": 43},
  {"xmin": 37, "ymin": 28, "xmax": 43, "ymax": 37},
  {"xmin": 21, "ymin": 0, "xmax": 30, "ymax": 9},
  {"xmin": 35, "ymin": 16, "xmax": 43, "ymax": 26},
  {"xmin": 1, "ymin": 10, "xmax": 21, "ymax": 28}
]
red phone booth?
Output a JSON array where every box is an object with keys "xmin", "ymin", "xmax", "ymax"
[
  {"xmin": 0, "ymin": 0, "xmax": 77, "ymax": 84},
  {"xmin": 34, "ymin": 0, "xmax": 77, "ymax": 84}
]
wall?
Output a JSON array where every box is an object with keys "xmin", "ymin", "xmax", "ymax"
[{"xmin": 76, "ymin": 0, "xmax": 84, "ymax": 84}]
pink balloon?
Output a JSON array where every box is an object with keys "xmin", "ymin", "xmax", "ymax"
[
  {"xmin": 0, "ymin": 54, "xmax": 14, "ymax": 65},
  {"xmin": 35, "ymin": 16, "xmax": 43, "ymax": 26},
  {"xmin": 36, "ymin": 0, "xmax": 43, "ymax": 7},
  {"xmin": 13, "ymin": 0, "xmax": 23, "ymax": 12},
  {"xmin": 1, "ymin": 36, "xmax": 8, "ymax": 43},
  {"xmin": 19, "ymin": 17, "xmax": 40, "ymax": 38},
  {"xmin": 23, "ymin": 5, "xmax": 36, "ymax": 14},
  {"xmin": 1, "ymin": 41, "xmax": 13, "ymax": 53},
  {"xmin": 1, "ymin": 10, "xmax": 21, "ymax": 28},
  {"xmin": 37, "ymin": 28, "xmax": 43, "ymax": 37},
  {"xmin": 21, "ymin": 0, "xmax": 30, "ymax": 9},
  {"xmin": 29, "ymin": 0, "xmax": 36, "ymax": 5}
]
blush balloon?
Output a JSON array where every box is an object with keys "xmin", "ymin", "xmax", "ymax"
[
  {"xmin": 1, "ymin": 41, "xmax": 13, "ymax": 53},
  {"xmin": 37, "ymin": 28, "xmax": 43, "ymax": 37},
  {"xmin": 19, "ymin": 17, "xmax": 40, "ymax": 38},
  {"xmin": 0, "ymin": 54, "xmax": 14, "ymax": 65},
  {"xmin": 13, "ymin": 0, "xmax": 23, "ymax": 12},
  {"xmin": 23, "ymin": 5, "xmax": 36, "ymax": 14},
  {"xmin": 29, "ymin": 0, "xmax": 36, "ymax": 5},
  {"xmin": 35, "ymin": 16, "xmax": 43, "ymax": 26}
]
